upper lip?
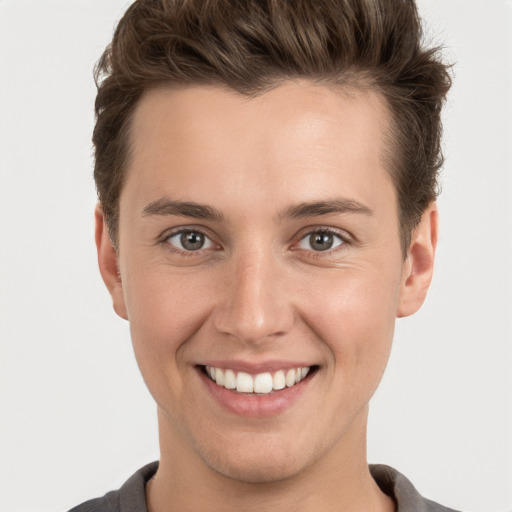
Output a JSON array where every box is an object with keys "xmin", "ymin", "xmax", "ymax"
[{"xmin": 199, "ymin": 359, "xmax": 316, "ymax": 374}]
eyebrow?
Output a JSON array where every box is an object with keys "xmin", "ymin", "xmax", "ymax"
[
  {"xmin": 279, "ymin": 198, "xmax": 373, "ymax": 219},
  {"xmin": 141, "ymin": 198, "xmax": 225, "ymax": 222},
  {"xmin": 141, "ymin": 197, "xmax": 373, "ymax": 222}
]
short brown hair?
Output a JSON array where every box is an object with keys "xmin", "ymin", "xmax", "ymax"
[{"xmin": 93, "ymin": 0, "xmax": 451, "ymax": 253}]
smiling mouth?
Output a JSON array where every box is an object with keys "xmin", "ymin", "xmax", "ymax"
[{"xmin": 201, "ymin": 365, "xmax": 318, "ymax": 395}]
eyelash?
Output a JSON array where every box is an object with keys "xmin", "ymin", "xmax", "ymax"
[
  {"xmin": 159, "ymin": 226, "xmax": 352, "ymax": 258},
  {"xmin": 161, "ymin": 227, "xmax": 217, "ymax": 258},
  {"xmin": 295, "ymin": 227, "xmax": 350, "ymax": 258}
]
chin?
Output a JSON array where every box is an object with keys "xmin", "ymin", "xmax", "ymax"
[
  {"xmin": 209, "ymin": 453, "xmax": 305, "ymax": 484},
  {"xmin": 195, "ymin": 435, "xmax": 314, "ymax": 484}
]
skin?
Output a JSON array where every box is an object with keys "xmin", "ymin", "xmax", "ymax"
[{"xmin": 96, "ymin": 81, "xmax": 437, "ymax": 512}]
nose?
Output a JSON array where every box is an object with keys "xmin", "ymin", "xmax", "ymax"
[{"xmin": 212, "ymin": 248, "xmax": 295, "ymax": 346}]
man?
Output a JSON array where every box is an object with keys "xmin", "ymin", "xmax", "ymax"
[{"xmin": 71, "ymin": 0, "xmax": 457, "ymax": 510}]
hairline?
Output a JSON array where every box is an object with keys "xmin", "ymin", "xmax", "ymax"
[{"xmin": 105, "ymin": 77, "xmax": 413, "ymax": 258}]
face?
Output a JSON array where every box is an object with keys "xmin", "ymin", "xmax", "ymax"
[{"xmin": 97, "ymin": 81, "xmax": 436, "ymax": 483}]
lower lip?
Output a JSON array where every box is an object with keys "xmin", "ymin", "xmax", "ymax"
[{"xmin": 198, "ymin": 368, "xmax": 313, "ymax": 418}]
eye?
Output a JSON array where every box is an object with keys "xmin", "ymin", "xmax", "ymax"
[
  {"xmin": 297, "ymin": 230, "xmax": 345, "ymax": 252},
  {"xmin": 166, "ymin": 229, "xmax": 215, "ymax": 252}
]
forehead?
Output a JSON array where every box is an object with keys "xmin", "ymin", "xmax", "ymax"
[
  {"xmin": 123, "ymin": 81, "xmax": 395, "ymax": 220},
  {"xmin": 129, "ymin": 81, "xmax": 390, "ymax": 163}
]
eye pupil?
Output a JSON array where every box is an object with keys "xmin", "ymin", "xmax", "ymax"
[
  {"xmin": 310, "ymin": 233, "xmax": 333, "ymax": 251},
  {"xmin": 181, "ymin": 231, "xmax": 204, "ymax": 250}
]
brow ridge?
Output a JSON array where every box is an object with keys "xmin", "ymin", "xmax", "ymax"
[
  {"xmin": 279, "ymin": 199, "xmax": 373, "ymax": 219},
  {"xmin": 141, "ymin": 198, "xmax": 225, "ymax": 221},
  {"xmin": 141, "ymin": 197, "xmax": 373, "ymax": 223}
]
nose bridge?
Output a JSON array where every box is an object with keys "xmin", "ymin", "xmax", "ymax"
[{"xmin": 213, "ymin": 244, "xmax": 293, "ymax": 344}]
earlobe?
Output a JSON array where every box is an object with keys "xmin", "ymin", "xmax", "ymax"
[
  {"xmin": 397, "ymin": 203, "xmax": 438, "ymax": 318},
  {"xmin": 95, "ymin": 205, "xmax": 128, "ymax": 320}
]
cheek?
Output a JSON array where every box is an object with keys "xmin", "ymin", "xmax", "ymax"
[
  {"xmin": 298, "ymin": 264, "xmax": 401, "ymax": 381},
  {"xmin": 124, "ymin": 261, "xmax": 210, "ymax": 338},
  {"xmin": 121, "ymin": 266, "xmax": 213, "ymax": 399}
]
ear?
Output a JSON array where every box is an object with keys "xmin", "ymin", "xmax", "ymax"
[
  {"xmin": 95, "ymin": 205, "xmax": 128, "ymax": 320},
  {"xmin": 397, "ymin": 203, "xmax": 438, "ymax": 318}
]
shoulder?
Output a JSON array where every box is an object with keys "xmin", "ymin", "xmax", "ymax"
[
  {"xmin": 67, "ymin": 461, "xmax": 159, "ymax": 512},
  {"xmin": 370, "ymin": 464, "xmax": 463, "ymax": 512},
  {"xmin": 67, "ymin": 491, "xmax": 118, "ymax": 512}
]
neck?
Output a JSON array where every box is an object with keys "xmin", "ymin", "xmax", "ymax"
[{"xmin": 146, "ymin": 407, "xmax": 395, "ymax": 512}]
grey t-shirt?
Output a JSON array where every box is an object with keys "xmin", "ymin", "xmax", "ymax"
[{"xmin": 68, "ymin": 461, "xmax": 462, "ymax": 512}]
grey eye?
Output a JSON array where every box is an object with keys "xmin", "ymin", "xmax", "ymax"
[
  {"xmin": 298, "ymin": 231, "xmax": 344, "ymax": 252},
  {"xmin": 167, "ymin": 230, "xmax": 213, "ymax": 251}
]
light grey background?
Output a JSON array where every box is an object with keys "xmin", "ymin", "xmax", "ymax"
[{"xmin": 1, "ymin": 1, "xmax": 511, "ymax": 511}]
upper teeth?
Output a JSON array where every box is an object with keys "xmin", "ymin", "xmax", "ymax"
[{"xmin": 205, "ymin": 366, "xmax": 311, "ymax": 394}]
